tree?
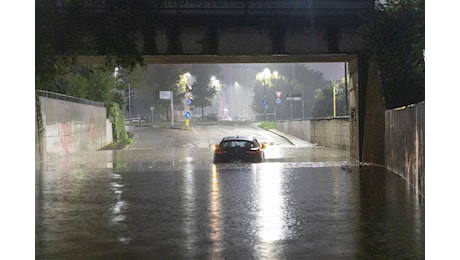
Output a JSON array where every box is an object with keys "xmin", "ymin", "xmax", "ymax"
[
  {"xmin": 142, "ymin": 64, "xmax": 188, "ymax": 121},
  {"xmin": 252, "ymin": 68, "xmax": 284, "ymax": 120},
  {"xmin": 36, "ymin": 0, "xmax": 149, "ymax": 90},
  {"xmin": 38, "ymin": 64, "xmax": 116, "ymax": 104},
  {"xmin": 114, "ymin": 66, "xmax": 146, "ymax": 116},
  {"xmin": 190, "ymin": 76, "xmax": 217, "ymax": 118},
  {"xmin": 360, "ymin": 0, "xmax": 424, "ymax": 108},
  {"xmin": 293, "ymin": 65, "xmax": 328, "ymax": 118},
  {"xmin": 311, "ymin": 80, "xmax": 347, "ymax": 118},
  {"xmin": 189, "ymin": 64, "xmax": 222, "ymax": 118},
  {"xmin": 251, "ymin": 65, "xmax": 328, "ymax": 120}
]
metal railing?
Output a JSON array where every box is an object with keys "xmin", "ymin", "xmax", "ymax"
[{"xmin": 37, "ymin": 90, "xmax": 105, "ymax": 107}]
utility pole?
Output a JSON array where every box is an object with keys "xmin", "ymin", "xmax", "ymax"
[{"xmin": 128, "ymin": 83, "xmax": 131, "ymax": 118}]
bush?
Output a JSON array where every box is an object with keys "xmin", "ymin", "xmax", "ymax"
[
  {"xmin": 258, "ymin": 121, "xmax": 277, "ymax": 129},
  {"xmin": 107, "ymin": 102, "xmax": 131, "ymax": 147}
]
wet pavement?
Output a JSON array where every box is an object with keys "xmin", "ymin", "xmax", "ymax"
[{"xmin": 35, "ymin": 124, "xmax": 424, "ymax": 259}]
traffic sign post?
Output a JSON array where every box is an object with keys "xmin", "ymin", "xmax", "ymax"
[
  {"xmin": 159, "ymin": 91, "xmax": 174, "ymax": 125},
  {"xmin": 185, "ymin": 111, "xmax": 191, "ymax": 128}
]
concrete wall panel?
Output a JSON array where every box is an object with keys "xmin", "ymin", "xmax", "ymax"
[
  {"xmin": 385, "ymin": 103, "xmax": 425, "ymax": 197},
  {"xmin": 310, "ymin": 118, "xmax": 350, "ymax": 150},
  {"xmin": 277, "ymin": 118, "xmax": 349, "ymax": 150},
  {"xmin": 38, "ymin": 96, "xmax": 112, "ymax": 160},
  {"xmin": 277, "ymin": 120, "xmax": 311, "ymax": 141}
]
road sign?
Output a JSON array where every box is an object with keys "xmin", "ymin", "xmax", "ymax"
[
  {"xmin": 185, "ymin": 111, "xmax": 191, "ymax": 118},
  {"xmin": 186, "ymin": 98, "xmax": 192, "ymax": 105},
  {"xmin": 276, "ymin": 98, "xmax": 281, "ymax": 104},
  {"xmin": 286, "ymin": 93, "xmax": 302, "ymax": 101},
  {"xmin": 159, "ymin": 91, "xmax": 172, "ymax": 100}
]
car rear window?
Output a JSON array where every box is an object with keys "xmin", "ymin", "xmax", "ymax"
[{"xmin": 221, "ymin": 140, "xmax": 255, "ymax": 148}]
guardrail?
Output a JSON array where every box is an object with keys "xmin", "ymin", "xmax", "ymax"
[{"xmin": 37, "ymin": 90, "xmax": 105, "ymax": 107}]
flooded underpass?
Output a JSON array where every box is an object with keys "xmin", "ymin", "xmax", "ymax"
[{"xmin": 35, "ymin": 125, "xmax": 424, "ymax": 258}]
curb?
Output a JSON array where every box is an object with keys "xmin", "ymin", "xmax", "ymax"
[{"xmin": 262, "ymin": 128, "xmax": 296, "ymax": 146}]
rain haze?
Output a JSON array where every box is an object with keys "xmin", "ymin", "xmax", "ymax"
[{"xmin": 32, "ymin": 0, "xmax": 428, "ymax": 258}]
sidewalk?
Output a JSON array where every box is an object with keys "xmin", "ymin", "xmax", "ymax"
[{"xmin": 265, "ymin": 128, "xmax": 315, "ymax": 147}]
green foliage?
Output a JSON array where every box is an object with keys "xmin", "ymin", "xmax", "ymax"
[
  {"xmin": 189, "ymin": 64, "xmax": 222, "ymax": 117},
  {"xmin": 114, "ymin": 66, "xmax": 147, "ymax": 110},
  {"xmin": 258, "ymin": 121, "xmax": 277, "ymax": 129},
  {"xmin": 38, "ymin": 64, "xmax": 117, "ymax": 104},
  {"xmin": 107, "ymin": 103, "xmax": 130, "ymax": 145},
  {"xmin": 35, "ymin": 93, "xmax": 45, "ymax": 138},
  {"xmin": 252, "ymin": 65, "xmax": 328, "ymax": 119},
  {"xmin": 312, "ymin": 81, "xmax": 347, "ymax": 118},
  {"xmin": 360, "ymin": 0, "xmax": 424, "ymax": 108},
  {"xmin": 36, "ymin": 0, "xmax": 146, "ymax": 85},
  {"xmin": 142, "ymin": 64, "xmax": 188, "ymax": 120}
]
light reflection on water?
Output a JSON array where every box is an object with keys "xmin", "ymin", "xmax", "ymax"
[
  {"xmin": 182, "ymin": 156, "xmax": 197, "ymax": 254},
  {"xmin": 255, "ymin": 163, "xmax": 286, "ymax": 258},
  {"xmin": 36, "ymin": 150, "xmax": 424, "ymax": 259},
  {"xmin": 110, "ymin": 173, "xmax": 130, "ymax": 244},
  {"xmin": 210, "ymin": 164, "xmax": 222, "ymax": 260}
]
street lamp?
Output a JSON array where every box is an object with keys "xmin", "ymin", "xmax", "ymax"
[{"xmin": 183, "ymin": 72, "xmax": 192, "ymax": 126}]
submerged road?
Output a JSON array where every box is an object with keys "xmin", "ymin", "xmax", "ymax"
[{"xmin": 35, "ymin": 123, "xmax": 424, "ymax": 259}]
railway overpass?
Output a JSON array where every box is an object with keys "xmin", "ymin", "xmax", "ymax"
[{"xmin": 38, "ymin": 0, "xmax": 389, "ymax": 166}]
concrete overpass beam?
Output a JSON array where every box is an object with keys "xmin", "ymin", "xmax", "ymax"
[{"xmin": 349, "ymin": 53, "xmax": 386, "ymax": 164}]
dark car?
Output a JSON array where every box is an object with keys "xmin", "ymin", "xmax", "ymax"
[{"xmin": 213, "ymin": 136, "xmax": 266, "ymax": 163}]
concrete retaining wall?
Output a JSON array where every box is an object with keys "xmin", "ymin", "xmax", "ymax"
[
  {"xmin": 37, "ymin": 94, "xmax": 113, "ymax": 161},
  {"xmin": 276, "ymin": 117, "xmax": 349, "ymax": 150},
  {"xmin": 385, "ymin": 102, "xmax": 425, "ymax": 196},
  {"xmin": 311, "ymin": 117, "xmax": 350, "ymax": 151},
  {"xmin": 276, "ymin": 120, "xmax": 311, "ymax": 142},
  {"xmin": 277, "ymin": 103, "xmax": 424, "ymax": 198}
]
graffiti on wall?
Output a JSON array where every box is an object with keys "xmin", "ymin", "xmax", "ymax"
[
  {"xmin": 89, "ymin": 116, "xmax": 97, "ymax": 145},
  {"xmin": 60, "ymin": 121, "xmax": 72, "ymax": 155}
]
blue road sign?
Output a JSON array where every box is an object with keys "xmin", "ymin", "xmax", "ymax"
[
  {"xmin": 276, "ymin": 98, "xmax": 281, "ymax": 104},
  {"xmin": 186, "ymin": 98, "xmax": 192, "ymax": 105},
  {"xmin": 185, "ymin": 111, "xmax": 191, "ymax": 118}
]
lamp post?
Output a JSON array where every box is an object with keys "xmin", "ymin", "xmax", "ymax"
[
  {"xmin": 150, "ymin": 106, "xmax": 154, "ymax": 122},
  {"xmin": 184, "ymin": 72, "xmax": 192, "ymax": 126},
  {"xmin": 333, "ymin": 83, "xmax": 337, "ymax": 118}
]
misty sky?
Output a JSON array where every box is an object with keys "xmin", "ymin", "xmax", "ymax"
[{"xmin": 305, "ymin": 63, "xmax": 346, "ymax": 81}]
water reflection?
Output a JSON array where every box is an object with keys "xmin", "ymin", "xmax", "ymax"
[
  {"xmin": 182, "ymin": 157, "xmax": 197, "ymax": 254},
  {"xmin": 256, "ymin": 163, "xmax": 285, "ymax": 241},
  {"xmin": 110, "ymin": 173, "xmax": 130, "ymax": 244},
  {"xmin": 36, "ymin": 149, "xmax": 424, "ymax": 259},
  {"xmin": 209, "ymin": 164, "xmax": 222, "ymax": 259},
  {"xmin": 357, "ymin": 167, "xmax": 425, "ymax": 259},
  {"xmin": 255, "ymin": 163, "xmax": 286, "ymax": 258}
]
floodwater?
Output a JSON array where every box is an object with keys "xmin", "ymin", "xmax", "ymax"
[{"xmin": 36, "ymin": 148, "xmax": 424, "ymax": 259}]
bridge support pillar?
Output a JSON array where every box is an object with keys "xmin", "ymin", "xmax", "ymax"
[{"xmin": 349, "ymin": 54, "xmax": 386, "ymax": 165}]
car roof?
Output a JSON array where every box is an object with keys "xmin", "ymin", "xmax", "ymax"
[{"xmin": 220, "ymin": 136, "xmax": 255, "ymax": 142}]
